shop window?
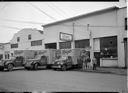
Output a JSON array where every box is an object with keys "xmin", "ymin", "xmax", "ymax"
[
  {"xmin": 28, "ymin": 34, "xmax": 31, "ymax": 40},
  {"xmin": 11, "ymin": 43, "xmax": 18, "ymax": 48},
  {"xmin": 100, "ymin": 36, "xmax": 117, "ymax": 58},
  {"xmin": 75, "ymin": 39, "xmax": 89, "ymax": 48},
  {"xmin": 31, "ymin": 40, "xmax": 42, "ymax": 46},
  {"xmin": 59, "ymin": 41, "xmax": 71, "ymax": 49},
  {"xmin": 17, "ymin": 37, "xmax": 20, "ymax": 42}
]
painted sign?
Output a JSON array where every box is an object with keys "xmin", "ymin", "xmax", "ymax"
[{"xmin": 60, "ymin": 32, "xmax": 73, "ymax": 41}]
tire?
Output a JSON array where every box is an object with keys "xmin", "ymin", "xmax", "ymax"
[
  {"xmin": 61, "ymin": 65, "xmax": 67, "ymax": 71},
  {"xmin": 33, "ymin": 63, "xmax": 38, "ymax": 70},
  {"xmin": 25, "ymin": 67, "xmax": 30, "ymax": 70},
  {"xmin": 7, "ymin": 64, "xmax": 13, "ymax": 71},
  {"xmin": 0, "ymin": 67, "xmax": 4, "ymax": 71}
]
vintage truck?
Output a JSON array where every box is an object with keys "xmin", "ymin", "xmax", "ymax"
[
  {"xmin": 0, "ymin": 50, "xmax": 36, "ymax": 71},
  {"xmin": 24, "ymin": 49, "xmax": 56, "ymax": 70},
  {"xmin": 52, "ymin": 48, "xmax": 90, "ymax": 71},
  {"xmin": 52, "ymin": 56, "xmax": 73, "ymax": 71},
  {"xmin": 0, "ymin": 56, "xmax": 25, "ymax": 71}
]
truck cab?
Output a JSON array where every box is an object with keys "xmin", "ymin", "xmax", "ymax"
[
  {"xmin": 0, "ymin": 56, "xmax": 25, "ymax": 71},
  {"xmin": 52, "ymin": 56, "xmax": 73, "ymax": 71},
  {"xmin": 24, "ymin": 55, "xmax": 48, "ymax": 70}
]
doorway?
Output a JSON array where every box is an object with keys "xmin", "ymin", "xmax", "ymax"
[
  {"xmin": 94, "ymin": 52, "xmax": 100, "ymax": 67},
  {"xmin": 45, "ymin": 43, "xmax": 57, "ymax": 49}
]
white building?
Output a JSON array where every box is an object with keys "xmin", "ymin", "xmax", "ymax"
[
  {"xmin": 0, "ymin": 28, "xmax": 44, "ymax": 59},
  {"xmin": 0, "ymin": 43, "xmax": 11, "ymax": 60},
  {"xmin": 43, "ymin": 6, "xmax": 127, "ymax": 67}
]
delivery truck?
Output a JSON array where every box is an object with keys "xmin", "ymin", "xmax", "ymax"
[
  {"xmin": 24, "ymin": 49, "xmax": 56, "ymax": 70},
  {"xmin": 52, "ymin": 48, "xmax": 90, "ymax": 71},
  {"xmin": 0, "ymin": 50, "xmax": 35, "ymax": 71}
]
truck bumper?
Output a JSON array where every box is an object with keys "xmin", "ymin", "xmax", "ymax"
[{"xmin": 52, "ymin": 65, "xmax": 61, "ymax": 69}]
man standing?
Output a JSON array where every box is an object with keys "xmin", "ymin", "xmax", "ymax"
[{"xmin": 92, "ymin": 56, "xmax": 97, "ymax": 70}]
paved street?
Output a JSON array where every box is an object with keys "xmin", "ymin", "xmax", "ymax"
[{"xmin": 0, "ymin": 68, "xmax": 127, "ymax": 92}]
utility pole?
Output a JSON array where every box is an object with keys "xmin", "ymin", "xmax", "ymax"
[
  {"xmin": 87, "ymin": 24, "xmax": 94, "ymax": 66},
  {"xmin": 72, "ymin": 22, "xmax": 75, "ymax": 49}
]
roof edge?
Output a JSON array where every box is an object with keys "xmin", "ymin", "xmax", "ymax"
[{"xmin": 42, "ymin": 6, "xmax": 119, "ymax": 27}]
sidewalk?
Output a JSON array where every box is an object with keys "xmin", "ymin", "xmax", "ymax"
[{"xmin": 74, "ymin": 67, "xmax": 127, "ymax": 76}]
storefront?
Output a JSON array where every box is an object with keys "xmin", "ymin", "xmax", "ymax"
[{"xmin": 43, "ymin": 6, "xmax": 127, "ymax": 67}]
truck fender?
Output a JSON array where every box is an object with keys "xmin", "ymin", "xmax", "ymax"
[
  {"xmin": 31, "ymin": 61, "xmax": 38, "ymax": 65},
  {"xmin": 5, "ymin": 61, "xmax": 14, "ymax": 67}
]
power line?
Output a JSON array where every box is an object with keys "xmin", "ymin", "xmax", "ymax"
[
  {"xmin": 0, "ymin": 18, "xmax": 45, "ymax": 25},
  {"xmin": 0, "ymin": 25, "xmax": 21, "ymax": 30},
  {"xmin": 51, "ymin": 3, "xmax": 69, "ymax": 17},
  {"xmin": 46, "ymin": 3, "xmax": 67, "ymax": 18},
  {"xmin": 46, "ymin": 3, "xmax": 66, "ymax": 18},
  {"xmin": 0, "ymin": 3, "xmax": 9, "ymax": 12},
  {"xmin": 28, "ymin": 2, "xmax": 56, "ymax": 21}
]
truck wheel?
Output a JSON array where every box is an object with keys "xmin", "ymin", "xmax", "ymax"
[
  {"xmin": 7, "ymin": 64, "xmax": 13, "ymax": 71},
  {"xmin": 0, "ymin": 67, "xmax": 4, "ymax": 71},
  {"xmin": 61, "ymin": 65, "xmax": 66, "ymax": 71},
  {"xmin": 33, "ymin": 63, "xmax": 38, "ymax": 70},
  {"xmin": 25, "ymin": 67, "xmax": 30, "ymax": 70}
]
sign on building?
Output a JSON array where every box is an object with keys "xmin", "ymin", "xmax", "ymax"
[{"xmin": 59, "ymin": 32, "xmax": 73, "ymax": 41}]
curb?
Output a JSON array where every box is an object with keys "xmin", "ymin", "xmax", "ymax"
[{"xmin": 73, "ymin": 68, "xmax": 127, "ymax": 76}]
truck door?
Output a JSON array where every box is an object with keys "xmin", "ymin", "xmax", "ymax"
[
  {"xmin": 40, "ymin": 56, "xmax": 47, "ymax": 65},
  {"xmin": 14, "ymin": 56, "xmax": 23, "ymax": 67},
  {"xmin": 67, "ymin": 56, "xmax": 72, "ymax": 68}
]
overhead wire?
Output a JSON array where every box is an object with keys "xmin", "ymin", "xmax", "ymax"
[
  {"xmin": 0, "ymin": 18, "xmax": 45, "ymax": 25},
  {"xmin": 51, "ymin": 2, "xmax": 69, "ymax": 17},
  {"xmin": 28, "ymin": 2, "xmax": 57, "ymax": 21},
  {"xmin": 0, "ymin": 25, "xmax": 22, "ymax": 30},
  {"xmin": 46, "ymin": 3, "xmax": 67, "ymax": 18}
]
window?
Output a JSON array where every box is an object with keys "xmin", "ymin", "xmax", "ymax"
[
  {"xmin": 28, "ymin": 34, "xmax": 31, "ymax": 40},
  {"xmin": 59, "ymin": 41, "xmax": 71, "ymax": 49},
  {"xmin": 11, "ymin": 43, "xmax": 18, "ymax": 48},
  {"xmin": 75, "ymin": 39, "xmax": 89, "ymax": 48},
  {"xmin": 100, "ymin": 36, "xmax": 117, "ymax": 58},
  {"xmin": 31, "ymin": 40, "xmax": 42, "ymax": 46},
  {"xmin": 17, "ymin": 37, "xmax": 20, "ymax": 42}
]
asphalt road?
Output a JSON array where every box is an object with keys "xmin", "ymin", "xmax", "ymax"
[{"xmin": 0, "ymin": 68, "xmax": 127, "ymax": 92}]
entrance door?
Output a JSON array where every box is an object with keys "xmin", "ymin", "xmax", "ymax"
[
  {"xmin": 94, "ymin": 52, "xmax": 100, "ymax": 67},
  {"xmin": 45, "ymin": 43, "xmax": 57, "ymax": 49},
  {"xmin": 124, "ymin": 38, "xmax": 127, "ymax": 68}
]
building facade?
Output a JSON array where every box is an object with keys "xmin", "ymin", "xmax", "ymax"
[
  {"xmin": 43, "ymin": 6, "xmax": 127, "ymax": 67},
  {"xmin": 0, "ymin": 28, "xmax": 44, "ymax": 59}
]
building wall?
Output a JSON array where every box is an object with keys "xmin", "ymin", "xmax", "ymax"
[
  {"xmin": 10, "ymin": 28, "xmax": 44, "ymax": 51},
  {"xmin": 116, "ymin": 7, "xmax": 127, "ymax": 67},
  {"xmin": 3, "ymin": 43, "xmax": 11, "ymax": 59},
  {"xmin": 44, "ymin": 8, "xmax": 118, "ymax": 48},
  {"xmin": 43, "ymin": 7, "xmax": 127, "ymax": 67}
]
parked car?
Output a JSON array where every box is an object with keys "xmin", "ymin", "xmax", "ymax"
[
  {"xmin": 24, "ymin": 55, "xmax": 48, "ymax": 70},
  {"xmin": 0, "ymin": 56, "xmax": 25, "ymax": 71},
  {"xmin": 52, "ymin": 56, "xmax": 73, "ymax": 71}
]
